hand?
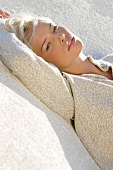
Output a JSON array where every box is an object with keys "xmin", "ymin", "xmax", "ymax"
[{"xmin": 0, "ymin": 10, "xmax": 10, "ymax": 18}]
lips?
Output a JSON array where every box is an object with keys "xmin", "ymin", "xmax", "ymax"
[{"xmin": 68, "ymin": 37, "xmax": 75, "ymax": 51}]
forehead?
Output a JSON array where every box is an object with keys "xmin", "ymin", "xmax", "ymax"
[
  {"xmin": 36, "ymin": 17, "xmax": 56, "ymax": 31},
  {"xmin": 37, "ymin": 18, "xmax": 55, "ymax": 30},
  {"xmin": 35, "ymin": 18, "xmax": 55, "ymax": 39},
  {"xmin": 38, "ymin": 17, "xmax": 55, "ymax": 25},
  {"xmin": 37, "ymin": 21, "xmax": 50, "ymax": 30},
  {"xmin": 36, "ymin": 21, "xmax": 51, "ymax": 42}
]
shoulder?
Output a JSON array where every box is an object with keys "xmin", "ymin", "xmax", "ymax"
[{"xmin": 88, "ymin": 55, "xmax": 113, "ymax": 73}]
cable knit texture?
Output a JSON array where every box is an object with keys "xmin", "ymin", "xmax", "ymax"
[
  {"xmin": 0, "ymin": 20, "xmax": 74, "ymax": 122},
  {"xmin": 63, "ymin": 57, "xmax": 113, "ymax": 170}
]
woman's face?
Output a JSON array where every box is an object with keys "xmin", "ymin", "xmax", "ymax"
[{"xmin": 30, "ymin": 20, "xmax": 83, "ymax": 68}]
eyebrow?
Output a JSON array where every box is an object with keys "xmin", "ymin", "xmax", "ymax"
[{"xmin": 41, "ymin": 38, "xmax": 46, "ymax": 53}]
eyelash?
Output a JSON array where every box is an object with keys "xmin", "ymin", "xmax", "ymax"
[
  {"xmin": 46, "ymin": 42, "xmax": 51, "ymax": 51},
  {"xmin": 53, "ymin": 25, "xmax": 58, "ymax": 33}
]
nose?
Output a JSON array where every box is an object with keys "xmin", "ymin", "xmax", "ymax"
[{"xmin": 55, "ymin": 33, "xmax": 65, "ymax": 44}]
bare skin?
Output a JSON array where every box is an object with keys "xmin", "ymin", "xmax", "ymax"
[
  {"xmin": 60, "ymin": 53, "xmax": 113, "ymax": 80},
  {"xmin": 29, "ymin": 21, "xmax": 112, "ymax": 80}
]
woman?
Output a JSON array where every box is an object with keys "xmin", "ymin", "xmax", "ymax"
[{"xmin": 1, "ymin": 10, "xmax": 112, "ymax": 80}]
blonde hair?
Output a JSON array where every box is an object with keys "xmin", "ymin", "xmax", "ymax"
[{"xmin": 4, "ymin": 16, "xmax": 54, "ymax": 49}]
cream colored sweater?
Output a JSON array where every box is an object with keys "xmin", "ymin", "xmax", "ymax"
[{"xmin": 63, "ymin": 54, "xmax": 113, "ymax": 170}]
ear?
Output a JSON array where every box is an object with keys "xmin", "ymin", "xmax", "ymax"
[
  {"xmin": 23, "ymin": 21, "xmax": 33, "ymax": 44},
  {"xmin": 24, "ymin": 21, "xmax": 33, "ymax": 31},
  {"xmin": 24, "ymin": 27, "xmax": 28, "ymax": 32}
]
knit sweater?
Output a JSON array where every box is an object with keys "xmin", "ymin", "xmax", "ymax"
[{"xmin": 63, "ymin": 54, "xmax": 113, "ymax": 170}]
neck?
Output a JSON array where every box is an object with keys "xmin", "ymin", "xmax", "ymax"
[
  {"xmin": 60, "ymin": 53, "xmax": 91, "ymax": 75},
  {"xmin": 59, "ymin": 53, "xmax": 113, "ymax": 80},
  {"xmin": 59, "ymin": 53, "xmax": 86, "ymax": 69}
]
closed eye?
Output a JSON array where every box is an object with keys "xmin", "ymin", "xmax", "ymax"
[{"xmin": 46, "ymin": 41, "xmax": 51, "ymax": 51}]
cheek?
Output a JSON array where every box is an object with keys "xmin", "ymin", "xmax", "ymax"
[{"xmin": 49, "ymin": 47, "xmax": 66, "ymax": 64}]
